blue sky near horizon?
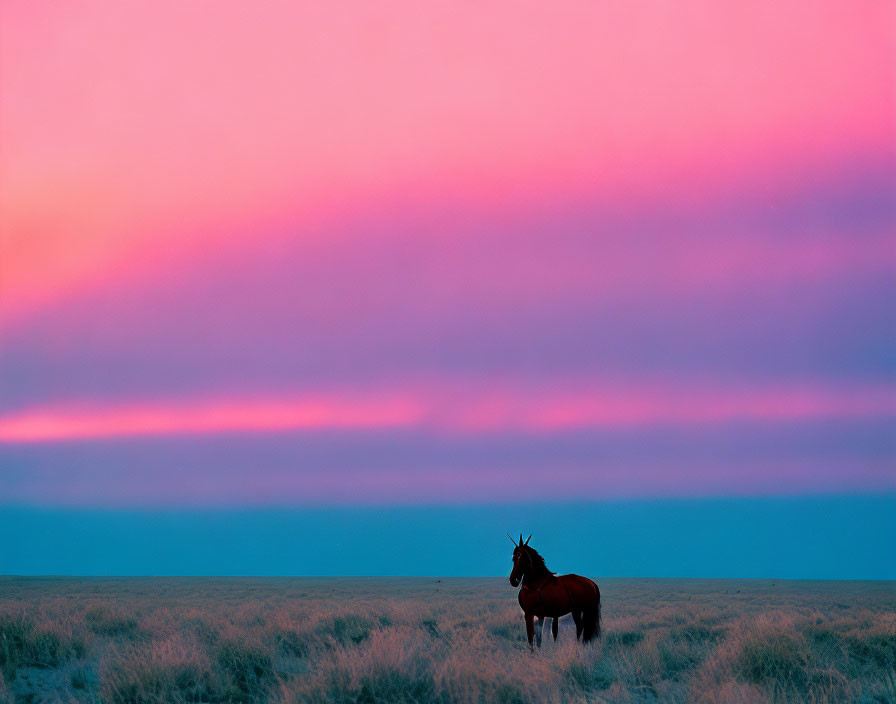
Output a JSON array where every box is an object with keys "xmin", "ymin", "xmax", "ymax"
[{"xmin": 2, "ymin": 494, "xmax": 894, "ymax": 580}]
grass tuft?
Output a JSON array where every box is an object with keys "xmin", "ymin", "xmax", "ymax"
[
  {"xmin": 312, "ymin": 669, "xmax": 445, "ymax": 704},
  {"xmin": 736, "ymin": 632, "xmax": 812, "ymax": 688},
  {"xmin": 217, "ymin": 640, "xmax": 274, "ymax": 699},
  {"xmin": 0, "ymin": 616, "xmax": 84, "ymax": 681},
  {"xmin": 670, "ymin": 624, "xmax": 724, "ymax": 643},
  {"xmin": 848, "ymin": 633, "xmax": 896, "ymax": 669},
  {"xmin": 420, "ymin": 618, "xmax": 441, "ymax": 639},
  {"xmin": 355, "ymin": 670, "xmax": 438, "ymax": 704},
  {"xmin": 104, "ymin": 661, "xmax": 227, "ymax": 704},
  {"xmin": 606, "ymin": 630, "xmax": 644, "ymax": 647},
  {"xmin": 564, "ymin": 659, "xmax": 616, "ymax": 691},
  {"xmin": 488, "ymin": 623, "xmax": 524, "ymax": 642},
  {"xmin": 85, "ymin": 606, "xmax": 143, "ymax": 639},
  {"xmin": 317, "ymin": 614, "xmax": 373, "ymax": 647},
  {"xmin": 659, "ymin": 639, "xmax": 705, "ymax": 680},
  {"xmin": 272, "ymin": 628, "xmax": 313, "ymax": 657}
]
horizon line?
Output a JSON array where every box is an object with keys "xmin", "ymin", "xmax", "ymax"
[{"xmin": 2, "ymin": 574, "xmax": 894, "ymax": 582}]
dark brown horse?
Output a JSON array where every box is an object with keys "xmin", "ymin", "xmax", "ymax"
[{"xmin": 508, "ymin": 533, "xmax": 601, "ymax": 649}]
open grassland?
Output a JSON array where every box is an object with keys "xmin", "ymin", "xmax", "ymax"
[{"xmin": 0, "ymin": 577, "xmax": 893, "ymax": 703}]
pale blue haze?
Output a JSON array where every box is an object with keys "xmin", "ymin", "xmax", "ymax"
[{"xmin": 1, "ymin": 494, "xmax": 893, "ymax": 579}]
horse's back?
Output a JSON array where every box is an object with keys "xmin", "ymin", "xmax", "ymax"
[{"xmin": 558, "ymin": 573, "xmax": 599, "ymax": 603}]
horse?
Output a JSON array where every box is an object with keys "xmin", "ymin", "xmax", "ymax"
[{"xmin": 507, "ymin": 533, "xmax": 601, "ymax": 649}]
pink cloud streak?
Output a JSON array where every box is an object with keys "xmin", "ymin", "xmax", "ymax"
[
  {"xmin": 1, "ymin": 384, "xmax": 893, "ymax": 443},
  {"xmin": 0, "ymin": 396, "xmax": 423, "ymax": 443}
]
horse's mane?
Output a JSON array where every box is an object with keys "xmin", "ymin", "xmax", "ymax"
[{"xmin": 521, "ymin": 545, "xmax": 554, "ymax": 582}]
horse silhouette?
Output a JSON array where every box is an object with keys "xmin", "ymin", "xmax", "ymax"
[{"xmin": 508, "ymin": 533, "xmax": 601, "ymax": 649}]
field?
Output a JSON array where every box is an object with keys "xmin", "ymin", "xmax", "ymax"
[{"xmin": 0, "ymin": 577, "xmax": 894, "ymax": 703}]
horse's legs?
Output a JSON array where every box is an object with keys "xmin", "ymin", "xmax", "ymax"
[
  {"xmin": 551, "ymin": 617, "xmax": 559, "ymax": 641},
  {"xmin": 572, "ymin": 611, "xmax": 584, "ymax": 640},
  {"xmin": 534, "ymin": 616, "xmax": 545, "ymax": 648},
  {"xmin": 525, "ymin": 612, "xmax": 535, "ymax": 651}
]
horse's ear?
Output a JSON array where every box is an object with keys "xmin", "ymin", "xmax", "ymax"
[{"xmin": 524, "ymin": 534, "xmax": 532, "ymax": 545}]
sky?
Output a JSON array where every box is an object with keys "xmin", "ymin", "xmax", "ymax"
[{"xmin": 1, "ymin": 1, "xmax": 894, "ymax": 577}]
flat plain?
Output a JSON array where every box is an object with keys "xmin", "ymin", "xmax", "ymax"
[{"xmin": 0, "ymin": 577, "xmax": 894, "ymax": 703}]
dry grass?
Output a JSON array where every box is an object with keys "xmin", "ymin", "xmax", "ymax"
[{"xmin": 0, "ymin": 577, "xmax": 893, "ymax": 703}]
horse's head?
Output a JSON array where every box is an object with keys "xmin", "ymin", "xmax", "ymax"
[{"xmin": 507, "ymin": 532, "xmax": 532, "ymax": 587}]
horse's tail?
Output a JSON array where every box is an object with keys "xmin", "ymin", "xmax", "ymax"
[
  {"xmin": 590, "ymin": 583, "xmax": 601, "ymax": 640},
  {"xmin": 583, "ymin": 581, "xmax": 601, "ymax": 643}
]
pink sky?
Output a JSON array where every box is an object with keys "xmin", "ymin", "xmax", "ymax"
[
  {"xmin": 2, "ymin": 1, "xmax": 893, "ymax": 321},
  {"xmin": 0, "ymin": 1, "xmax": 894, "ymax": 504}
]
